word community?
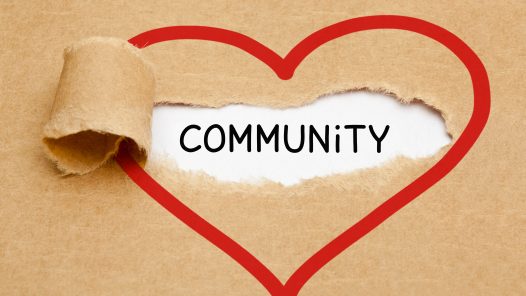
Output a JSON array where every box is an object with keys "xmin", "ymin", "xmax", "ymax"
[{"xmin": 180, "ymin": 124, "xmax": 390, "ymax": 153}]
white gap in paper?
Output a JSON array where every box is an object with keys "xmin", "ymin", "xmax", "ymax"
[{"xmin": 151, "ymin": 91, "xmax": 451, "ymax": 186}]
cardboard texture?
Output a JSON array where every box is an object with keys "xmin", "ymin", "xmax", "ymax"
[
  {"xmin": 1, "ymin": 1, "xmax": 524, "ymax": 295},
  {"xmin": 43, "ymin": 37, "xmax": 154, "ymax": 174}
]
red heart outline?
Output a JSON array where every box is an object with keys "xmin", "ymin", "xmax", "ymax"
[{"xmin": 116, "ymin": 15, "xmax": 490, "ymax": 295}]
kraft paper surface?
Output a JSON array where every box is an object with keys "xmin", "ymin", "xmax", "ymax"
[
  {"xmin": 1, "ymin": 1, "xmax": 524, "ymax": 295},
  {"xmin": 43, "ymin": 37, "xmax": 154, "ymax": 174}
]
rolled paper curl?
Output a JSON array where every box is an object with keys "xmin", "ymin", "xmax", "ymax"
[{"xmin": 42, "ymin": 37, "xmax": 155, "ymax": 174}]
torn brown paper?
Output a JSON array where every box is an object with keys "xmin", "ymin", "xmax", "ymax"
[
  {"xmin": 42, "ymin": 37, "xmax": 154, "ymax": 174},
  {"xmin": 1, "ymin": 1, "xmax": 525, "ymax": 295}
]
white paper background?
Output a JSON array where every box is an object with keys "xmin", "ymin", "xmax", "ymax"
[{"xmin": 151, "ymin": 91, "xmax": 450, "ymax": 185}]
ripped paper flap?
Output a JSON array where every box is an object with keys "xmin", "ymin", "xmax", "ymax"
[{"xmin": 42, "ymin": 37, "xmax": 155, "ymax": 174}]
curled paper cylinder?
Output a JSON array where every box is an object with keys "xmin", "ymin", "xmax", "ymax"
[{"xmin": 42, "ymin": 37, "xmax": 155, "ymax": 175}]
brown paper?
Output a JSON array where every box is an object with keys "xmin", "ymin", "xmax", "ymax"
[
  {"xmin": 1, "ymin": 2, "xmax": 524, "ymax": 295},
  {"xmin": 42, "ymin": 37, "xmax": 155, "ymax": 174}
]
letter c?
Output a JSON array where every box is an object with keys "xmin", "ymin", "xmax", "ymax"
[{"xmin": 180, "ymin": 124, "xmax": 202, "ymax": 152}]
